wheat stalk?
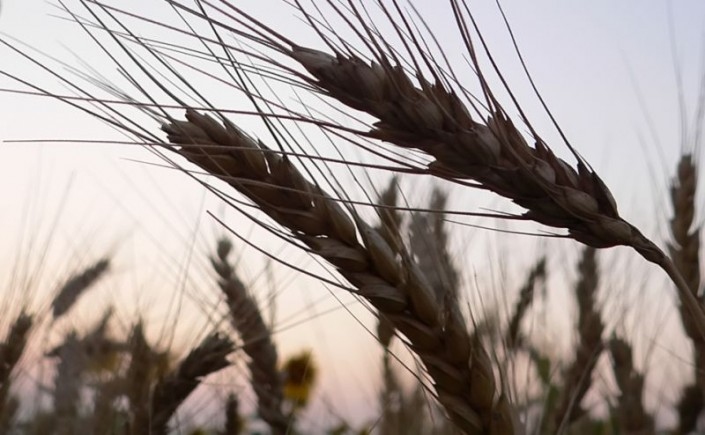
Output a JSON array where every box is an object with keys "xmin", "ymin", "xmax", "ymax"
[
  {"xmin": 211, "ymin": 237, "xmax": 290, "ymax": 434},
  {"xmin": 164, "ymin": 110, "xmax": 516, "ymax": 435}
]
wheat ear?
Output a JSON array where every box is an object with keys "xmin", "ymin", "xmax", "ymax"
[
  {"xmin": 164, "ymin": 110, "xmax": 516, "ymax": 435},
  {"xmin": 374, "ymin": 177, "xmax": 405, "ymax": 434},
  {"xmin": 282, "ymin": 45, "xmax": 705, "ymax": 336},
  {"xmin": 667, "ymin": 154, "xmax": 705, "ymax": 432},
  {"xmin": 505, "ymin": 259, "xmax": 546, "ymax": 349},
  {"xmin": 409, "ymin": 188, "xmax": 461, "ymax": 304},
  {"xmin": 51, "ymin": 258, "xmax": 110, "ymax": 319},
  {"xmin": 0, "ymin": 313, "xmax": 32, "ymax": 430},
  {"xmin": 0, "ymin": 313, "xmax": 32, "ymax": 389},
  {"xmin": 149, "ymin": 333, "xmax": 234, "ymax": 435},
  {"xmin": 609, "ymin": 336, "xmax": 654, "ymax": 434},
  {"xmin": 211, "ymin": 238, "xmax": 289, "ymax": 434},
  {"xmin": 551, "ymin": 247, "xmax": 604, "ymax": 432}
]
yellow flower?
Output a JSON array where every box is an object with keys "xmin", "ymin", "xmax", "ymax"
[{"xmin": 282, "ymin": 350, "xmax": 317, "ymax": 408}]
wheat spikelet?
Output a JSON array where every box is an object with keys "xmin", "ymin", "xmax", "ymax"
[
  {"xmin": 505, "ymin": 259, "xmax": 546, "ymax": 349},
  {"xmin": 609, "ymin": 336, "xmax": 654, "ymax": 435},
  {"xmin": 149, "ymin": 333, "xmax": 234, "ymax": 435},
  {"xmin": 211, "ymin": 237, "xmax": 289, "ymax": 434},
  {"xmin": 51, "ymin": 258, "xmax": 110, "ymax": 319},
  {"xmin": 164, "ymin": 110, "xmax": 516, "ymax": 435}
]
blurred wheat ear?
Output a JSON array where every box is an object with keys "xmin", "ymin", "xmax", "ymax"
[
  {"xmin": 505, "ymin": 258, "xmax": 546, "ymax": 350},
  {"xmin": 669, "ymin": 153, "xmax": 705, "ymax": 432},
  {"xmin": 51, "ymin": 258, "xmax": 110, "ymax": 319},
  {"xmin": 211, "ymin": 237, "xmax": 289, "ymax": 434},
  {"xmin": 149, "ymin": 333, "xmax": 234, "ymax": 435},
  {"xmin": 0, "ymin": 312, "xmax": 32, "ymax": 431},
  {"xmin": 547, "ymin": 248, "xmax": 604, "ymax": 433}
]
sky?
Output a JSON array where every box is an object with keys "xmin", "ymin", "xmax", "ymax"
[{"xmin": 1, "ymin": 0, "xmax": 705, "ymax": 430}]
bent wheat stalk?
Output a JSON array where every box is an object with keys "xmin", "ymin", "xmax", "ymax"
[{"xmin": 164, "ymin": 110, "xmax": 516, "ymax": 435}]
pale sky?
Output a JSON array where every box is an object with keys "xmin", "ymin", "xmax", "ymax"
[{"xmin": 1, "ymin": 0, "xmax": 705, "ymax": 430}]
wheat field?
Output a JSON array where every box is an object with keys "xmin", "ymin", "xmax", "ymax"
[{"xmin": 1, "ymin": 1, "xmax": 705, "ymax": 434}]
